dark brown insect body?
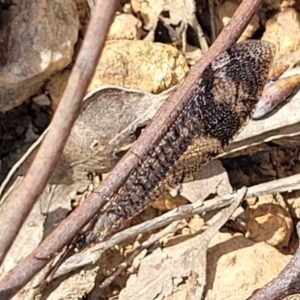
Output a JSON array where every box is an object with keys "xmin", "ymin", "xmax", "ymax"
[{"xmin": 85, "ymin": 40, "xmax": 275, "ymax": 244}]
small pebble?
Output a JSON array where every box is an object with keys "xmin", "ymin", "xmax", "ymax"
[{"xmin": 32, "ymin": 94, "xmax": 51, "ymax": 106}]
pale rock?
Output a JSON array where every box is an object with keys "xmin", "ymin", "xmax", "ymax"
[
  {"xmin": 206, "ymin": 232, "xmax": 292, "ymax": 300},
  {"xmin": 107, "ymin": 13, "xmax": 143, "ymax": 40},
  {"xmin": 88, "ymin": 40, "xmax": 189, "ymax": 94},
  {"xmin": 245, "ymin": 193, "xmax": 293, "ymax": 248},
  {"xmin": 0, "ymin": 0, "xmax": 79, "ymax": 112},
  {"xmin": 262, "ymin": 8, "xmax": 300, "ymax": 67}
]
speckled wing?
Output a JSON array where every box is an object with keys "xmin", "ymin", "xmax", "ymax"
[{"xmin": 88, "ymin": 40, "xmax": 275, "ymax": 242}]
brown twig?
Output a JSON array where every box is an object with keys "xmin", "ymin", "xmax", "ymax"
[
  {"xmin": 0, "ymin": 0, "xmax": 117, "ymax": 297},
  {"xmin": 54, "ymin": 170, "xmax": 300, "ymax": 278},
  {"xmin": 97, "ymin": 187, "xmax": 247, "ymax": 297},
  {"xmin": 0, "ymin": 1, "xmax": 263, "ymax": 299},
  {"xmin": 53, "ymin": 190, "xmax": 241, "ymax": 278}
]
